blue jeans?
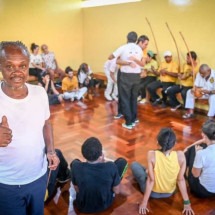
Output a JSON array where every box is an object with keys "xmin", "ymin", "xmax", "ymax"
[
  {"xmin": 0, "ymin": 173, "xmax": 47, "ymax": 215},
  {"xmin": 131, "ymin": 162, "xmax": 174, "ymax": 198}
]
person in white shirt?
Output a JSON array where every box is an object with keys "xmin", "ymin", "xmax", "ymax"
[
  {"xmin": 0, "ymin": 41, "xmax": 59, "ymax": 215},
  {"xmin": 184, "ymin": 120, "xmax": 215, "ymax": 198},
  {"xmin": 77, "ymin": 63, "xmax": 100, "ymax": 99},
  {"xmin": 104, "ymin": 58, "xmax": 118, "ymax": 101},
  {"xmin": 183, "ymin": 64, "xmax": 215, "ymax": 119},
  {"xmin": 29, "ymin": 43, "xmax": 46, "ymax": 81},
  {"xmin": 111, "ymin": 32, "xmax": 148, "ymax": 129},
  {"xmin": 41, "ymin": 44, "xmax": 65, "ymax": 81}
]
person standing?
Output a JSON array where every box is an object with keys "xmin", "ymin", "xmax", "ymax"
[
  {"xmin": 112, "ymin": 32, "xmax": 148, "ymax": 129},
  {"xmin": 0, "ymin": 41, "xmax": 59, "ymax": 215},
  {"xmin": 104, "ymin": 58, "xmax": 118, "ymax": 101}
]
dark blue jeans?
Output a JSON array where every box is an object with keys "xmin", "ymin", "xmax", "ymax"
[{"xmin": 0, "ymin": 173, "xmax": 47, "ymax": 215}]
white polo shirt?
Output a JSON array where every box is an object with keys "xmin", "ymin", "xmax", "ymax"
[{"xmin": 113, "ymin": 43, "xmax": 143, "ymax": 74}]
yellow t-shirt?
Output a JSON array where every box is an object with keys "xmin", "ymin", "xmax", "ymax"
[
  {"xmin": 153, "ymin": 151, "xmax": 180, "ymax": 193},
  {"xmin": 180, "ymin": 63, "xmax": 199, "ymax": 87},
  {"xmin": 62, "ymin": 76, "xmax": 78, "ymax": 92},
  {"xmin": 158, "ymin": 61, "xmax": 179, "ymax": 83},
  {"xmin": 144, "ymin": 59, "xmax": 159, "ymax": 77}
]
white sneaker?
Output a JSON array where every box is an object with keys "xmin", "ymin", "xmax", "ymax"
[
  {"xmin": 139, "ymin": 98, "xmax": 147, "ymax": 104},
  {"xmin": 104, "ymin": 94, "xmax": 113, "ymax": 101}
]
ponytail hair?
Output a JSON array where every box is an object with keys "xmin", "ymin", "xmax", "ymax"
[
  {"xmin": 157, "ymin": 128, "xmax": 176, "ymax": 152},
  {"xmin": 30, "ymin": 43, "xmax": 39, "ymax": 52},
  {"xmin": 202, "ymin": 120, "xmax": 215, "ymax": 140}
]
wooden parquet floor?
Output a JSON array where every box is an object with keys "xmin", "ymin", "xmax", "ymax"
[{"xmin": 45, "ymin": 90, "xmax": 215, "ymax": 215}]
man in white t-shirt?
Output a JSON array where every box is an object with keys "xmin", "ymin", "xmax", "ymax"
[
  {"xmin": 41, "ymin": 44, "xmax": 65, "ymax": 81},
  {"xmin": 0, "ymin": 41, "xmax": 59, "ymax": 215},
  {"xmin": 183, "ymin": 64, "xmax": 215, "ymax": 119},
  {"xmin": 111, "ymin": 32, "xmax": 148, "ymax": 129}
]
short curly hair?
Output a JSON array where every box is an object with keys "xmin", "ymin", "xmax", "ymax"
[
  {"xmin": 81, "ymin": 137, "xmax": 102, "ymax": 162},
  {"xmin": 0, "ymin": 41, "xmax": 30, "ymax": 59}
]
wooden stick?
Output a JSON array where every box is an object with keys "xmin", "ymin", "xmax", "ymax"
[
  {"xmin": 165, "ymin": 22, "xmax": 181, "ymax": 72},
  {"xmin": 179, "ymin": 31, "xmax": 196, "ymax": 86},
  {"xmin": 145, "ymin": 17, "xmax": 160, "ymax": 63}
]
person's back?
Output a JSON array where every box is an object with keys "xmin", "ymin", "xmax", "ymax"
[
  {"xmin": 70, "ymin": 137, "xmax": 128, "ymax": 213},
  {"xmin": 72, "ymin": 161, "xmax": 120, "ymax": 213},
  {"xmin": 153, "ymin": 150, "xmax": 180, "ymax": 193}
]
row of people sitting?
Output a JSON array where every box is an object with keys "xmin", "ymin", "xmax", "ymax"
[
  {"xmin": 38, "ymin": 64, "xmax": 101, "ymax": 105},
  {"xmin": 47, "ymin": 120, "xmax": 215, "ymax": 214},
  {"xmin": 105, "ymin": 49, "xmax": 215, "ymax": 120}
]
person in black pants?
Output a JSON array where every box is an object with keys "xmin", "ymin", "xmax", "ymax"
[
  {"xmin": 184, "ymin": 120, "xmax": 215, "ymax": 198},
  {"xmin": 166, "ymin": 51, "xmax": 199, "ymax": 111},
  {"xmin": 111, "ymin": 33, "xmax": 149, "ymax": 129},
  {"xmin": 70, "ymin": 137, "xmax": 128, "ymax": 214},
  {"xmin": 45, "ymin": 149, "xmax": 71, "ymax": 203}
]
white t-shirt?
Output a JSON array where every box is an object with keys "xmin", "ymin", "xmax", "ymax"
[
  {"xmin": 195, "ymin": 69, "xmax": 215, "ymax": 90},
  {"xmin": 78, "ymin": 67, "xmax": 93, "ymax": 84},
  {"xmin": 29, "ymin": 54, "xmax": 43, "ymax": 68},
  {"xmin": 113, "ymin": 43, "xmax": 143, "ymax": 74},
  {"xmin": 41, "ymin": 52, "xmax": 57, "ymax": 70},
  {"xmin": 193, "ymin": 144, "xmax": 215, "ymax": 193},
  {"xmin": 0, "ymin": 83, "xmax": 50, "ymax": 185},
  {"xmin": 104, "ymin": 59, "xmax": 118, "ymax": 75}
]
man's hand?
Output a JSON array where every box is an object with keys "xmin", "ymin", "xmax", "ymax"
[
  {"xmin": 0, "ymin": 116, "xmax": 12, "ymax": 147},
  {"xmin": 47, "ymin": 152, "xmax": 60, "ymax": 170}
]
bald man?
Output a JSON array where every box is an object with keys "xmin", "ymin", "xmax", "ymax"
[{"xmin": 183, "ymin": 64, "xmax": 215, "ymax": 119}]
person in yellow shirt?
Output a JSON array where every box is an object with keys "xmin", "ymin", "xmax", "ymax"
[
  {"xmin": 147, "ymin": 51, "xmax": 179, "ymax": 107},
  {"xmin": 166, "ymin": 51, "xmax": 199, "ymax": 111},
  {"xmin": 131, "ymin": 128, "xmax": 194, "ymax": 215},
  {"xmin": 62, "ymin": 66, "xmax": 87, "ymax": 102},
  {"xmin": 139, "ymin": 50, "xmax": 159, "ymax": 104}
]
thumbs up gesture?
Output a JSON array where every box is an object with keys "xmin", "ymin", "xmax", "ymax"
[{"xmin": 0, "ymin": 116, "xmax": 12, "ymax": 147}]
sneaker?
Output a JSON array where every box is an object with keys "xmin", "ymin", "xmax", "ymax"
[
  {"xmin": 182, "ymin": 113, "xmax": 194, "ymax": 119},
  {"xmin": 131, "ymin": 122, "xmax": 136, "ymax": 127},
  {"xmin": 170, "ymin": 104, "xmax": 182, "ymax": 111},
  {"xmin": 137, "ymin": 96, "xmax": 142, "ymax": 102},
  {"xmin": 70, "ymin": 97, "xmax": 74, "ymax": 102},
  {"xmin": 135, "ymin": 119, "xmax": 140, "ymax": 123},
  {"xmin": 139, "ymin": 98, "xmax": 147, "ymax": 104},
  {"xmin": 114, "ymin": 113, "xmax": 123, "ymax": 119},
  {"xmin": 122, "ymin": 123, "xmax": 133, "ymax": 130},
  {"xmin": 57, "ymin": 169, "xmax": 71, "ymax": 183}
]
